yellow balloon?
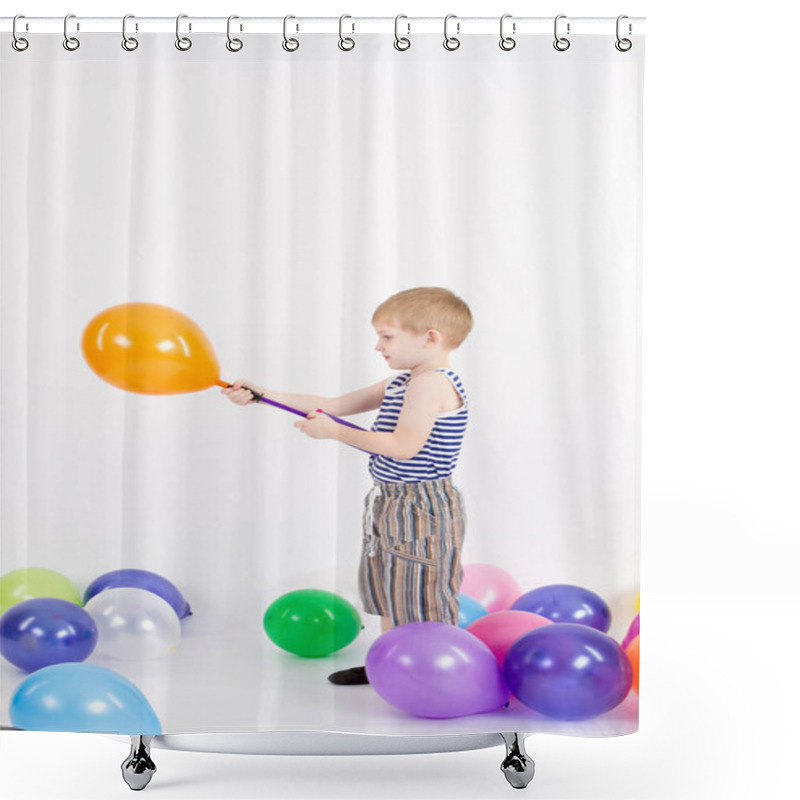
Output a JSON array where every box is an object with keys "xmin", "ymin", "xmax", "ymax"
[
  {"xmin": 0, "ymin": 568, "xmax": 83, "ymax": 615},
  {"xmin": 635, "ymin": 591, "xmax": 640, "ymax": 613},
  {"xmin": 82, "ymin": 303, "xmax": 221, "ymax": 395}
]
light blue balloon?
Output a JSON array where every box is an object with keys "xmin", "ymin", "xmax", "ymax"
[
  {"xmin": 9, "ymin": 663, "xmax": 162, "ymax": 734},
  {"xmin": 458, "ymin": 593, "xmax": 489, "ymax": 628}
]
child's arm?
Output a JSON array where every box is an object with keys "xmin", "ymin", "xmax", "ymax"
[
  {"xmin": 325, "ymin": 379, "xmax": 389, "ymax": 416},
  {"xmin": 297, "ymin": 372, "xmax": 446, "ymax": 460},
  {"xmin": 221, "ymin": 380, "xmax": 327, "ymax": 414},
  {"xmin": 222, "ymin": 378, "xmax": 387, "ymax": 417}
]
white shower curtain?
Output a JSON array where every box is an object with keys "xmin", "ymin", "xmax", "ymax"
[{"xmin": 1, "ymin": 22, "xmax": 642, "ymax": 737}]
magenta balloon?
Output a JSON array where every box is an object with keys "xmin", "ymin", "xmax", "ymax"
[
  {"xmin": 365, "ymin": 622, "xmax": 510, "ymax": 719},
  {"xmin": 460, "ymin": 564, "xmax": 521, "ymax": 613},
  {"xmin": 621, "ymin": 613, "xmax": 640, "ymax": 650}
]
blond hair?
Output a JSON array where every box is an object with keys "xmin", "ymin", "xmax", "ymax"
[{"xmin": 372, "ymin": 287, "xmax": 473, "ymax": 349}]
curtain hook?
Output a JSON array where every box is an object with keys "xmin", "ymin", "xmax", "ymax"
[
  {"xmin": 338, "ymin": 14, "xmax": 355, "ymax": 51},
  {"xmin": 553, "ymin": 14, "xmax": 570, "ymax": 51},
  {"xmin": 176, "ymin": 14, "xmax": 192, "ymax": 51},
  {"xmin": 394, "ymin": 14, "xmax": 411, "ymax": 51},
  {"xmin": 63, "ymin": 13, "xmax": 80, "ymax": 51},
  {"xmin": 283, "ymin": 15, "xmax": 299, "ymax": 52},
  {"xmin": 12, "ymin": 14, "xmax": 29, "ymax": 51},
  {"xmin": 122, "ymin": 14, "xmax": 139, "ymax": 51},
  {"xmin": 499, "ymin": 14, "xmax": 516, "ymax": 51},
  {"xmin": 615, "ymin": 15, "xmax": 632, "ymax": 51},
  {"xmin": 226, "ymin": 15, "xmax": 243, "ymax": 51},
  {"xmin": 443, "ymin": 14, "xmax": 460, "ymax": 51}
]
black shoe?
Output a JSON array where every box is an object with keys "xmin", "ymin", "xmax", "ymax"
[{"xmin": 327, "ymin": 666, "xmax": 369, "ymax": 685}]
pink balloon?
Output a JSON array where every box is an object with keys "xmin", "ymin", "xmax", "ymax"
[
  {"xmin": 460, "ymin": 564, "xmax": 521, "ymax": 613},
  {"xmin": 621, "ymin": 613, "xmax": 640, "ymax": 650},
  {"xmin": 467, "ymin": 610, "xmax": 552, "ymax": 665}
]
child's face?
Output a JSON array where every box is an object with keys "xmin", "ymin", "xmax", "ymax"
[{"xmin": 373, "ymin": 320, "xmax": 437, "ymax": 370}]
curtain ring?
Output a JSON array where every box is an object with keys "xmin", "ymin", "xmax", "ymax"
[
  {"xmin": 394, "ymin": 14, "xmax": 411, "ymax": 51},
  {"xmin": 12, "ymin": 15, "xmax": 29, "ymax": 52},
  {"xmin": 443, "ymin": 14, "xmax": 460, "ymax": 51},
  {"xmin": 122, "ymin": 14, "xmax": 139, "ymax": 51},
  {"xmin": 176, "ymin": 14, "xmax": 192, "ymax": 51},
  {"xmin": 283, "ymin": 15, "xmax": 299, "ymax": 52},
  {"xmin": 499, "ymin": 14, "xmax": 516, "ymax": 51},
  {"xmin": 63, "ymin": 13, "xmax": 80, "ymax": 51},
  {"xmin": 553, "ymin": 14, "xmax": 570, "ymax": 51},
  {"xmin": 338, "ymin": 14, "xmax": 355, "ymax": 51},
  {"xmin": 615, "ymin": 15, "xmax": 632, "ymax": 52},
  {"xmin": 226, "ymin": 15, "xmax": 243, "ymax": 52}
]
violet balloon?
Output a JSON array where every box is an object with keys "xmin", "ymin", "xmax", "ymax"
[
  {"xmin": 84, "ymin": 569, "xmax": 191, "ymax": 619},
  {"xmin": 503, "ymin": 623, "xmax": 633, "ymax": 721},
  {"xmin": 0, "ymin": 598, "xmax": 98, "ymax": 673},
  {"xmin": 365, "ymin": 622, "xmax": 510, "ymax": 719},
  {"xmin": 511, "ymin": 584, "xmax": 611, "ymax": 632}
]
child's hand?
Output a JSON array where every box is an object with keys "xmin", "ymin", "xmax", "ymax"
[
  {"xmin": 221, "ymin": 379, "xmax": 260, "ymax": 406},
  {"xmin": 294, "ymin": 410, "xmax": 340, "ymax": 441}
]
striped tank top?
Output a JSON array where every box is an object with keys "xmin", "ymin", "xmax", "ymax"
[{"xmin": 368, "ymin": 369, "xmax": 468, "ymax": 483}]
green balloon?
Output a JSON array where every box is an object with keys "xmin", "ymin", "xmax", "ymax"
[
  {"xmin": 263, "ymin": 589, "xmax": 362, "ymax": 658},
  {"xmin": 0, "ymin": 568, "xmax": 83, "ymax": 615}
]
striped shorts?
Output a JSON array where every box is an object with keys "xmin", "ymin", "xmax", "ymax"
[{"xmin": 357, "ymin": 477, "xmax": 466, "ymax": 627}]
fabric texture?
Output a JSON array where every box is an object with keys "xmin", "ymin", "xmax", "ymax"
[{"xmin": 358, "ymin": 477, "xmax": 466, "ymax": 625}]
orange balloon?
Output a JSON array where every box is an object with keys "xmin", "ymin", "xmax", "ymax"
[
  {"xmin": 625, "ymin": 635, "xmax": 640, "ymax": 695},
  {"xmin": 82, "ymin": 303, "xmax": 221, "ymax": 395}
]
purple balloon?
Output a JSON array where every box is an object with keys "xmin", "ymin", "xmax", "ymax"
[
  {"xmin": 0, "ymin": 598, "xmax": 98, "ymax": 673},
  {"xmin": 504, "ymin": 623, "xmax": 633, "ymax": 721},
  {"xmin": 621, "ymin": 613, "xmax": 640, "ymax": 650},
  {"xmin": 83, "ymin": 569, "xmax": 191, "ymax": 619},
  {"xmin": 366, "ymin": 622, "xmax": 510, "ymax": 719},
  {"xmin": 511, "ymin": 584, "xmax": 611, "ymax": 632}
]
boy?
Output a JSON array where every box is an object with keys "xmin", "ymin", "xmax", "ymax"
[{"xmin": 222, "ymin": 287, "xmax": 472, "ymax": 685}]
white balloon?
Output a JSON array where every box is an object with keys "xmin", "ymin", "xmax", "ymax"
[{"xmin": 85, "ymin": 587, "xmax": 181, "ymax": 660}]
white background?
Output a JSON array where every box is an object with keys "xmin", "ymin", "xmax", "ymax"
[{"xmin": 1, "ymin": 1, "xmax": 798, "ymax": 799}]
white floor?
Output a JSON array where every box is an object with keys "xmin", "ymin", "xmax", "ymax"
[
  {"xmin": 0, "ymin": 612, "xmax": 638, "ymax": 738},
  {"xmin": 1, "ymin": 595, "xmax": 796, "ymax": 800}
]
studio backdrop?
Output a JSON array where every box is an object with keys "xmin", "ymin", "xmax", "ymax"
[{"xmin": 1, "ymin": 17, "xmax": 643, "ymax": 738}]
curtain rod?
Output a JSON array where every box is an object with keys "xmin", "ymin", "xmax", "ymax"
[{"xmin": 1, "ymin": 16, "xmax": 646, "ymax": 36}]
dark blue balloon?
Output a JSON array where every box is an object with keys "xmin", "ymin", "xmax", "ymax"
[
  {"xmin": 503, "ymin": 623, "xmax": 633, "ymax": 721},
  {"xmin": 511, "ymin": 584, "xmax": 611, "ymax": 632},
  {"xmin": 0, "ymin": 598, "xmax": 98, "ymax": 672},
  {"xmin": 84, "ymin": 569, "xmax": 191, "ymax": 619}
]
